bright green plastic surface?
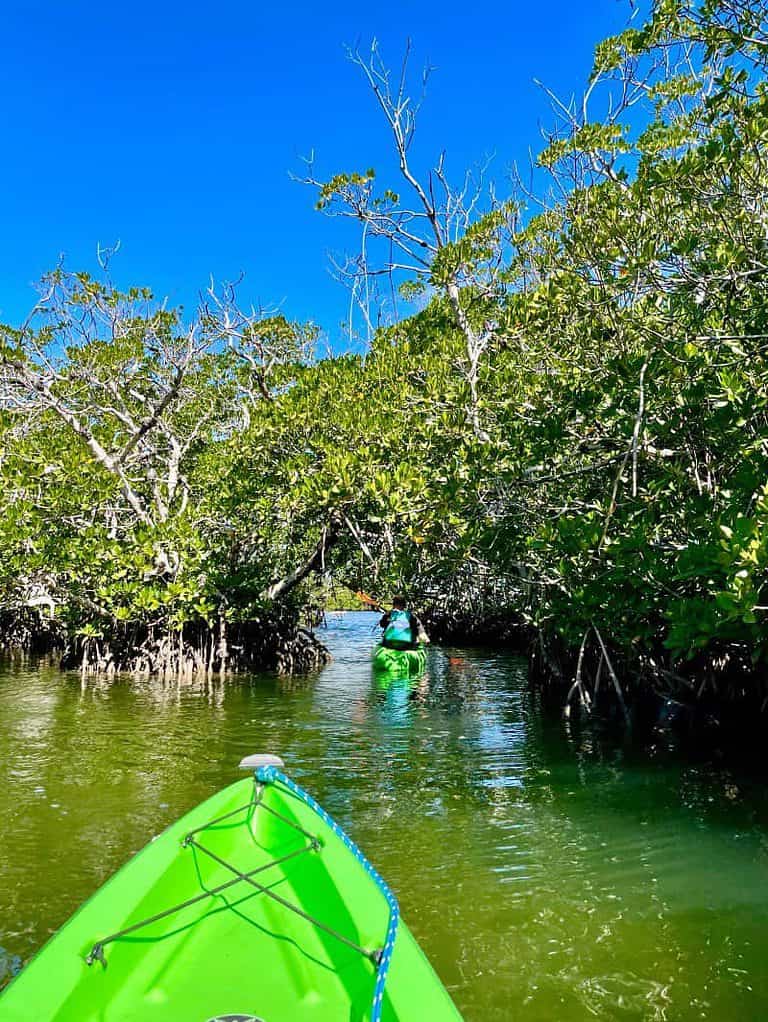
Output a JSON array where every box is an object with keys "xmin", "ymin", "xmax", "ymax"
[
  {"xmin": 1, "ymin": 774, "xmax": 461, "ymax": 1021},
  {"xmin": 371, "ymin": 644, "xmax": 427, "ymax": 677}
]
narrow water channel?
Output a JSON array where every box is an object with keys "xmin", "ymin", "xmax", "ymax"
[{"xmin": 1, "ymin": 612, "xmax": 767, "ymax": 1020}]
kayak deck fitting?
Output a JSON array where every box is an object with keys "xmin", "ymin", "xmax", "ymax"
[
  {"xmin": 1, "ymin": 755, "xmax": 461, "ymax": 1021},
  {"xmin": 372, "ymin": 644, "xmax": 427, "ymax": 677}
]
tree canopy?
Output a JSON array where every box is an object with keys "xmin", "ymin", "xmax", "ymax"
[{"xmin": 2, "ymin": 0, "xmax": 768, "ymax": 701}]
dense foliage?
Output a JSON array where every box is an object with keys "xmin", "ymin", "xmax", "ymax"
[
  {"xmin": 0, "ymin": 271, "xmax": 324, "ymax": 670},
  {"xmin": 2, "ymin": 0, "xmax": 768, "ymax": 705}
]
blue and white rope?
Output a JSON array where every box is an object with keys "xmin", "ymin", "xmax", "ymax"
[{"xmin": 256, "ymin": 765, "xmax": 399, "ymax": 1022}]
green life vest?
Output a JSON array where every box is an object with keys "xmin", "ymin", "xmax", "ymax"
[{"xmin": 383, "ymin": 609, "xmax": 414, "ymax": 648}]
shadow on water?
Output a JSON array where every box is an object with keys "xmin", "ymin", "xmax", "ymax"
[{"xmin": 2, "ymin": 614, "xmax": 768, "ymax": 1020}]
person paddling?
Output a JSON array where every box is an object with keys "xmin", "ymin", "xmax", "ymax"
[{"xmin": 379, "ymin": 595, "xmax": 429, "ymax": 650}]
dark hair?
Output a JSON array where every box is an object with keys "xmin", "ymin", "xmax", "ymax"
[{"xmin": 392, "ymin": 594, "xmax": 407, "ymax": 608}]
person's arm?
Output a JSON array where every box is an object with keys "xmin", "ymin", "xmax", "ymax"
[
  {"xmin": 412, "ymin": 613, "xmax": 430, "ymax": 644},
  {"xmin": 379, "ymin": 612, "xmax": 390, "ymax": 628}
]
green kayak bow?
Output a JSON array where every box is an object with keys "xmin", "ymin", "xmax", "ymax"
[{"xmin": 1, "ymin": 755, "xmax": 461, "ymax": 1021}]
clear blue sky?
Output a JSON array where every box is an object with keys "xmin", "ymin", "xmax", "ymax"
[{"xmin": 1, "ymin": 0, "xmax": 637, "ymax": 344}]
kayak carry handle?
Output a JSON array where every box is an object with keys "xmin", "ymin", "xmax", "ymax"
[{"xmin": 238, "ymin": 754, "xmax": 285, "ymax": 771}]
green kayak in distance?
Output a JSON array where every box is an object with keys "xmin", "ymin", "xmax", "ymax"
[
  {"xmin": 1, "ymin": 755, "xmax": 462, "ymax": 1022},
  {"xmin": 372, "ymin": 643, "xmax": 427, "ymax": 677}
]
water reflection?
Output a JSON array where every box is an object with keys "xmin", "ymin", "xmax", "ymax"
[{"xmin": 1, "ymin": 616, "xmax": 768, "ymax": 1020}]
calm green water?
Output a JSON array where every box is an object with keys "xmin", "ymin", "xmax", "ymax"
[{"xmin": 2, "ymin": 612, "xmax": 768, "ymax": 1020}]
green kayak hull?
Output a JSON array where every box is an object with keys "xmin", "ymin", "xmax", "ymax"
[
  {"xmin": 372, "ymin": 644, "xmax": 427, "ymax": 677},
  {"xmin": 1, "ymin": 766, "xmax": 461, "ymax": 1021}
]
